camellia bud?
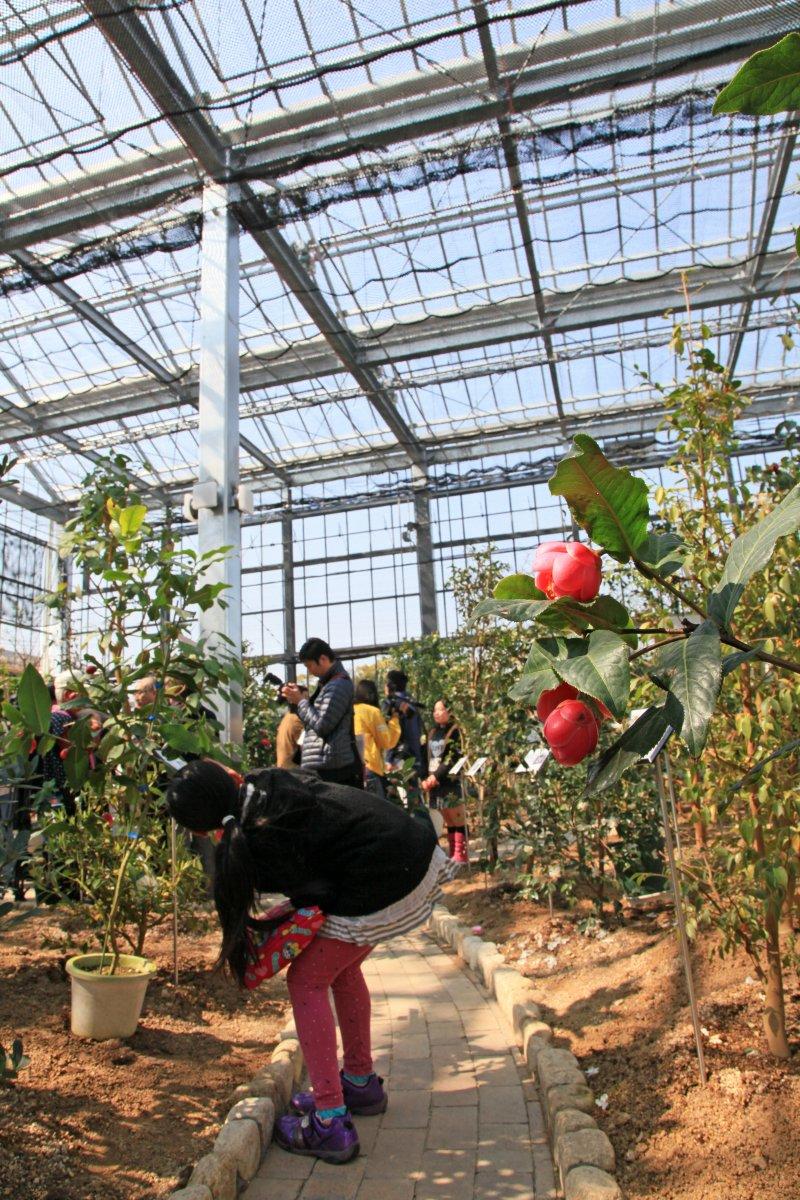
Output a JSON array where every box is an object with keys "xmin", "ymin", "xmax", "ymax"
[
  {"xmin": 543, "ymin": 699, "xmax": 599, "ymax": 766},
  {"xmin": 536, "ymin": 681, "xmax": 579, "ymax": 723},
  {"xmin": 532, "ymin": 541, "xmax": 601, "ymax": 602}
]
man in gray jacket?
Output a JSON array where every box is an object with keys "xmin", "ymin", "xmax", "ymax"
[{"xmin": 281, "ymin": 638, "xmax": 362, "ymax": 787}]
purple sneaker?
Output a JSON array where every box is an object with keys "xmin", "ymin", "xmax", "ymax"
[
  {"xmin": 290, "ymin": 1071, "xmax": 388, "ymax": 1117},
  {"xmin": 274, "ymin": 1109, "xmax": 360, "ymax": 1164}
]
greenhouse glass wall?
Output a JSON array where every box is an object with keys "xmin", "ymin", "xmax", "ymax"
[{"xmin": 1, "ymin": 0, "xmax": 799, "ymax": 680}]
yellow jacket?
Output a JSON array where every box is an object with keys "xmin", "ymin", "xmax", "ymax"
[{"xmin": 354, "ymin": 703, "xmax": 401, "ymax": 776}]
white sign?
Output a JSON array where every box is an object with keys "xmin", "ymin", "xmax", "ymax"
[
  {"xmin": 525, "ymin": 748, "xmax": 550, "ymax": 775},
  {"xmin": 466, "ymin": 756, "xmax": 489, "ymax": 777},
  {"xmin": 447, "ymin": 755, "xmax": 469, "ymax": 777}
]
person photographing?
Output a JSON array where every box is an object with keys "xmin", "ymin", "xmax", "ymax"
[
  {"xmin": 281, "ymin": 640, "xmax": 361, "ymax": 788},
  {"xmin": 165, "ymin": 762, "xmax": 458, "ymax": 1164}
]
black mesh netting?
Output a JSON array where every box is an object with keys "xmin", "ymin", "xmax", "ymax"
[{"xmin": 0, "ymin": 86, "xmax": 760, "ymax": 300}]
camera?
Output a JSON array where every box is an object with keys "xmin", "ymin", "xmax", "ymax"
[
  {"xmin": 382, "ymin": 692, "xmax": 422, "ymax": 719},
  {"xmin": 265, "ymin": 671, "xmax": 286, "ymax": 702}
]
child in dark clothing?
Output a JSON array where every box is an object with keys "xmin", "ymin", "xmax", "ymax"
[{"xmin": 166, "ymin": 762, "xmax": 457, "ymax": 1164}]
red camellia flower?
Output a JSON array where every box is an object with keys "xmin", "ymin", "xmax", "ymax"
[
  {"xmin": 543, "ymin": 699, "xmax": 599, "ymax": 766},
  {"xmin": 532, "ymin": 541, "xmax": 602, "ymax": 602},
  {"xmin": 536, "ymin": 681, "xmax": 578, "ymax": 723}
]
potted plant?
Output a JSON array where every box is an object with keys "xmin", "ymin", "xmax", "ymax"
[{"xmin": 1, "ymin": 454, "xmax": 242, "ymax": 1038}]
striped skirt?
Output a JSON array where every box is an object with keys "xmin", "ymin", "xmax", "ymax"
[{"xmin": 319, "ymin": 846, "xmax": 460, "ymax": 946}]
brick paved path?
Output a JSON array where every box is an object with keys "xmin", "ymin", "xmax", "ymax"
[{"xmin": 243, "ymin": 930, "xmax": 557, "ymax": 1200}]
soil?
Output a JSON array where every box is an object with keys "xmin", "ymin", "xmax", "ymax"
[
  {"xmin": 444, "ymin": 874, "xmax": 800, "ymax": 1200},
  {"xmin": 0, "ymin": 908, "xmax": 289, "ymax": 1200}
]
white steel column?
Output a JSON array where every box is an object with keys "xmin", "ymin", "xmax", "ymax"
[
  {"xmin": 281, "ymin": 490, "xmax": 297, "ymax": 682},
  {"xmin": 39, "ymin": 525, "xmax": 69, "ymax": 676},
  {"xmin": 197, "ymin": 180, "xmax": 242, "ymax": 742}
]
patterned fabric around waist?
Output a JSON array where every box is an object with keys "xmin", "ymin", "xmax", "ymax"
[{"xmin": 320, "ymin": 845, "xmax": 460, "ymax": 945}]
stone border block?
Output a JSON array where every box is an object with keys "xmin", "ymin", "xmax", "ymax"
[
  {"xmin": 213, "ymin": 1119, "xmax": 261, "ymax": 1182},
  {"xmin": 225, "ymin": 1097, "xmax": 275, "ymax": 1148},
  {"xmin": 546, "ymin": 1082, "xmax": 596, "ymax": 1121},
  {"xmin": 521, "ymin": 1019, "xmax": 553, "ymax": 1061},
  {"xmin": 189, "ymin": 1153, "xmax": 237, "ymax": 1200},
  {"xmin": 564, "ymin": 1165, "xmax": 623, "ymax": 1200},
  {"xmin": 427, "ymin": 903, "xmax": 624, "ymax": 1200},
  {"xmin": 557, "ymin": 1129, "xmax": 616, "ymax": 1180},
  {"xmin": 172, "ymin": 1031, "xmax": 304, "ymax": 1196},
  {"xmin": 553, "ymin": 1109, "xmax": 598, "ymax": 1142},
  {"xmin": 261, "ymin": 1056, "xmax": 295, "ymax": 1107},
  {"xmin": 460, "ymin": 934, "xmax": 483, "ymax": 968},
  {"xmin": 475, "ymin": 941, "xmax": 504, "ymax": 989}
]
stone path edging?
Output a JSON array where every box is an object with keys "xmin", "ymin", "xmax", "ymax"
[
  {"xmin": 429, "ymin": 904, "xmax": 624, "ymax": 1200},
  {"xmin": 170, "ymin": 1031, "xmax": 305, "ymax": 1200}
]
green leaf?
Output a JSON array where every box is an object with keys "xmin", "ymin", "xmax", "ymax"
[
  {"xmin": 635, "ymin": 532, "xmax": 686, "ymax": 578},
  {"xmin": 585, "ymin": 696, "xmax": 683, "ymax": 794},
  {"xmin": 118, "ymin": 504, "xmax": 148, "ymax": 538},
  {"xmin": 507, "ymin": 640, "xmax": 562, "ymax": 704},
  {"xmin": 160, "ymin": 723, "xmax": 203, "ymax": 755},
  {"xmin": 492, "ymin": 574, "xmax": 542, "ymax": 601},
  {"xmin": 472, "ymin": 596, "xmax": 557, "ymax": 623},
  {"xmin": 17, "ymin": 665, "xmax": 53, "ymax": 736},
  {"xmin": 473, "ymin": 593, "xmax": 634, "ymax": 643},
  {"xmin": 713, "ymin": 33, "xmax": 800, "ymax": 116},
  {"xmin": 548, "ymin": 434, "xmax": 650, "ymax": 562},
  {"xmin": 709, "ymin": 482, "xmax": 800, "ymax": 627},
  {"xmin": 555, "ymin": 630, "xmax": 631, "ymax": 720},
  {"xmin": 64, "ymin": 746, "xmax": 90, "ymax": 791},
  {"xmin": 655, "ymin": 622, "xmax": 722, "ymax": 756},
  {"xmin": 537, "ymin": 594, "xmax": 638, "ymax": 644}
]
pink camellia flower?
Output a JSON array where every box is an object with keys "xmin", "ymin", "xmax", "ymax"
[{"xmin": 532, "ymin": 541, "xmax": 601, "ymax": 602}]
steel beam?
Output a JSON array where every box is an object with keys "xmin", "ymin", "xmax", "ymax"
[
  {"xmin": 9, "ymin": 247, "xmax": 290, "ymax": 487},
  {"xmin": 4, "ymin": 248, "xmax": 798, "ymax": 446},
  {"xmin": 4, "ymin": 0, "xmax": 796, "ymax": 251},
  {"xmin": 80, "ymin": 0, "xmax": 425, "ymax": 470},
  {"xmin": 0, "ymin": 356, "xmax": 162, "ymax": 506},
  {"xmin": 196, "ymin": 181, "xmax": 243, "ymax": 742},
  {"xmin": 727, "ymin": 118, "xmax": 799, "ymax": 377},
  {"xmin": 473, "ymin": 0, "xmax": 568, "ymax": 436},
  {"xmin": 0, "ymin": 139, "xmax": 781, "ymax": 352}
]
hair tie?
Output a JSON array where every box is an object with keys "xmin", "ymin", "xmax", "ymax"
[{"xmin": 221, "ymin": 814, "xmax": 237, "ymax": 827}]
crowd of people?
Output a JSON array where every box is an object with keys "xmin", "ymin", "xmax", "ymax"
[{"xmin": 274, "ymin": 638, "xmax": 467, "ymax": 864}]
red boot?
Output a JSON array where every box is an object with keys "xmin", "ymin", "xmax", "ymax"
[
  {"xmin": 451, "ymin": 831, "xmax": 468, "ymax": 864},
  {"xmin": 447, "ymin": 828, "xmax": 456, "ymax": 858}
]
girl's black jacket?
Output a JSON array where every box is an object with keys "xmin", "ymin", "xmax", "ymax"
[{"xmin": 241, "ymin": 768, "xmax": 436, "ymax": 916}]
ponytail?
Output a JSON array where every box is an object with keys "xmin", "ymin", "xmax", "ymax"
[{"xmin": 214, "ymin": 819, "xmax": 259, "ymax": 985}]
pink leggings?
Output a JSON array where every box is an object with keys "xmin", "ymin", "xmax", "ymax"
[{"xmin": 286, "ymin": 935, "xmax": 374, "ymax": 1110}]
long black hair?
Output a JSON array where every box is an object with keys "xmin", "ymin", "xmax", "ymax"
[{"xmin": 165, "ymin": 760, "xmax": 317, "ymax": 984}]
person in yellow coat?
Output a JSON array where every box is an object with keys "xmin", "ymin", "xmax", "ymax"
[{"xmin": 354, "ymin": 678, "xmax": 401, "ymax": 799}]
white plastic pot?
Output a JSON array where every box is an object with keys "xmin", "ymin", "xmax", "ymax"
[{"xmin": 66, "ymin": 953, "xmax": 155, "ymax": 1040}]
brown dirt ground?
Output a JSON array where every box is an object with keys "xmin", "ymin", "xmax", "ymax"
[
  {"xmin": 0, "ymin": 908, "xmax": 289, "ymax": 1200},
  {"xmin": 444, "ymin": 874, "xmax": 800, "ymax": 1200}
]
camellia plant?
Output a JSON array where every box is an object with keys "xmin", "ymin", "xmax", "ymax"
[
  {"xmin": 0, "ymin": 454, "xmax": 243, "ymax": 971},
  {"xmin": 476, "ymin": 351, "xmax": 800, "ymax": 1056}
]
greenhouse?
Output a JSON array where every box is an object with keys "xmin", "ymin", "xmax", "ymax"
[{"xmin": 1, "ymin": 2, "xmax": 799, "ymax": 1199}]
